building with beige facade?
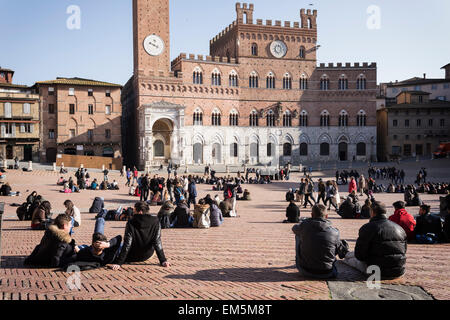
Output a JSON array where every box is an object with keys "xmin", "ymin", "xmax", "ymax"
[
  {"xmin": 0, "ymin": 67, "xmax": 40, "ymax": 161},
  {"xmin": 34, "ymin": 78, "xmax": 122, "ymax": 163},
  {"xmin": 122, "ymin": 1, "xmax": 378, "ymax": 169},
  {"xmin": 377, "ymin": 91, "xmax": 450, "ymax": 161}
]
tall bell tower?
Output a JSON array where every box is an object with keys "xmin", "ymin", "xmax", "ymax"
[{"xmin": 133, "ymin": 0, "xmax": 171, "ymax": 77}]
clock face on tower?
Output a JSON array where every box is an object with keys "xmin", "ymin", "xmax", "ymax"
[
  {"xmin": 143, "ymin": 34, "xmax": 165, "ymax": 56},
  {"xmin": 270, "ymin": 40, "xmax": 287, "ymax": 58}
]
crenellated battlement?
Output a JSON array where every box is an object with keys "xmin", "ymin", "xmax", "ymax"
[
  {"xmin": 209, "ymin": 21, "xmax": 238, "ymax": 45},
  {"xmin": 317, "ymin": 62, "xmax": 377, "ymax": 69},
  {"xmin": 171, "ymin": 53, "xmax": 238, "ymax": 70},
  {"xmin": 210, "ymin": 5, "xmax": 318, "ymax": 46}
]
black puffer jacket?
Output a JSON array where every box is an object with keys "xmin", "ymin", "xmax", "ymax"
[
  {"xmin": 355, "ymin": 215, "xmax": 407, "ymax": 279},
  {"xmin": 24, "ymin": 225, "xmax": 76, "ymax": 268},
  {"xmin": 292, "ymin": 218, "xmax": 349, "ymax": 274},
  {"xmin": 115, "ymin": 214, "xmax": 167, "ymax": 265}
]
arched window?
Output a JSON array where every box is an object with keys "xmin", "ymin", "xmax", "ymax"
[
  {"xmin": 211, "ymin": 69, "xmax": 221, "ymax": 86},
  {"xmin": 193, "ymin": 67, "xmax": 203, "ymax": 84},
  {"xmin": 266, "ymin": 72, "xmax": 276, "ymax": 89},
  {"xmin": 320, "ymin": 143, "xmax": 330, "ymax": 156},
  {"xmin": 299, "ymin": 46, "xmax": 306, "ymax": 59},
  {"xmin": 300, "ymin": 143, "xmax": 308, "ymax": 156},
  {"xmin": 251, "ymin": 43, "xmax": 258, "ymax": 56},
  {"xmin": 193, "ymin": 108, "xmax": 203, "ymax": 126},
  {"xmin": 249, "ymin": 71, "xmax": 259, "ymax": 88},
  {"xmin": 320, "ymin": 75, "xmax": 330, "ymax": 90},
  {"xmin": 300, "ymin": 110, "xmax": 308, "ymax": 127},
  {"xmin": 283, "ymin": 111, "xmax": 292, "ymax": 127},
  {"xmin": 229, "ymin": 109, "xmax": 239, "ymax": 126},
  {"xmin": 283, "ymin": 143, "xmax": 292, "ymax": 156},
  {"xmin": 339, "ymin": 110, "xmax": 349, "ymax": 127},
  {"xmin": 357, "ymin": 110, "xmax": 367, "ymax": 127},
  {"xmin": 357, "ymin": 142, "xmax": 367, "ymax": 156},
  {"xmin": 300, "ymin": 74, "xmax": 308, "ymax": 90},
  {"xmin": 338, "ymin": 75, "xmax": 348, "ymax": 90},
  {"xmin": 211, "ymin": 109, "xmax": 222, "ymax": 126},
  {"xmin": 283, "ymin": 73, "xmax": 292, "ymax": 90},
  {"xmin": 229, "ymin": 70, "xmax": 238, "ymax": 87},
  {"xmin": 320, "ymin": 110, "xmax": 330, "ymax": 127},
  {"xmin": 266, "ymin": 110, "xmax": 276, "ymax": 127},
  {"xmin": 249, "ymin": 110, "xmax": 259, "ymax": 127},
  {"xmin": 357, "ymin": 74, "xmax": 367, "ymax": 90}
]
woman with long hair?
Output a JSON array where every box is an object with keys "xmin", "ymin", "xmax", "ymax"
[{"xmin": 64, "ymin": 200, "xmax": 81, "ymax": 227}]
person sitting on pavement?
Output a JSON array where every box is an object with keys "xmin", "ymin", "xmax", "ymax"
[
  {"xmin": 286, "ymin": 189, "xmax": 295, "ymax": 202},
  {"xmin": 414, "ymin": 204, "xmax": 444, "ymax": 244},
  {"xmin": 90, "ymin": 179, "xmax": 99, "ymax": 190},
  {"xmin": 219, "ymin": 197, "xmax": 234, "ymax": 218},
  {"xmin": 89, "ymin": 197, "xmax": 105, "ymax": 214},
  {"xmin": 209, "ymin": 199, "xmax": 224, "ymax": 227},
  {"xmin": 64, "ymin": 200, "xmax": 81, "ymax": 228},
  {"xmin": 343, "ymin": 201, "xmax": 407, "ymax": 280},
  {"xmin": 444, "ymin": 196, "xmax": 450, "ymax": 243},
  {"xmin": 170, "ymin": 199, "xmax": 193, "ymax": 228},
  {"xmin": 337, "ymin": 197, "xmax": 358, "ymax": 219},
  {"xmin": 389, "ymin": 201, "xmax": 417, "ymax": 242},
  {"xmin": 24, "ymin": 214, "xmax": 76, "ymax": 268},
  {"xmin": 158, "ymin": 201, "xmax": 175, "ymax": 229},
  {"xmin": 193, "ymin": 199, "xmax": 211, "ymax": 229},
  {"xmin": 292, "ymin": 204, "xmax": 349, "ymax": 279},
  {"xmin": 110, "ymin": 201, "xmax": 171, "ymax": 271},
  {"xmin": 285, "ymin": 200, "xmax": 300, "ymax": 223},
  {"xmin": 31, "ymin": 201, "xmax": 52, "ymax": 230},
  {"xmin": 360, "ymin": 199, "xmax": 372, "ymax": 219}
]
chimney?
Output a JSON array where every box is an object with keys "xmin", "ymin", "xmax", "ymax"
[{"xmin": 423, "ymin": 73, "xmax": 426, "ymax": 79}]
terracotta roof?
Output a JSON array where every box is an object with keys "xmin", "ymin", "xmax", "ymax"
[
  {"xmin": 395, "ymin": 90, "xmax": 431, "ymax": 97},
  {"xmin": 387, "ymin": 77, "xmax": 450, "ymax": 87},
  {"xmin": 387, "ymin": 100, "xmax": 450, "ymax": 109},
  {"xmin": 0, "ymin": 83, "xmax": 29, "ymax": 89},
  {"xmin": 35, "ymin": 77, "xmax": 122, "ymax": 87}
]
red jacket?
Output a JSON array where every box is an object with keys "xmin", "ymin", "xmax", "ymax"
[
  {"xmin": 389, "ymin": 209, "xmax": 416, "ymax": 241},
  {"xmin": 348, "ymin": 180, "xmax": 357, "ymax": 194}
]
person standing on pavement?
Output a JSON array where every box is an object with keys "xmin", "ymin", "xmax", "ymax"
[{"xmin": 188, "ymin": 178, "xmax": 198, "ymax": 209}]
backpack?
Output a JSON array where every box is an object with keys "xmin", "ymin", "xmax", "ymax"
[{"xmin": 226, "ymin": 189, "xmax": 232, "ymax": 199}]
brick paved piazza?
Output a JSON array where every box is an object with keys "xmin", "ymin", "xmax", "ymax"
[{"xmin": 0, "ymin": 159, "xmax": 449, "ymax": 300}]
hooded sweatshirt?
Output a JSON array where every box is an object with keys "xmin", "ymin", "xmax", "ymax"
[
  {"xmin": 389, "ymin": 209, "xmax": 416, "ymax": 241},
  {"xmin": 115, "ymin": 214, "xmax": 167, "ymax": 265}
]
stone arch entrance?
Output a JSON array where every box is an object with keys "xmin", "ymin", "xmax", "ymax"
[{"xmin": 152, "ymin": 119, "xmax": 174, "ymax": 163}]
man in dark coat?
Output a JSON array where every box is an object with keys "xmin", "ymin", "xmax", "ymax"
[
  {"xmin": 414, "ymin": 204, "xmax": 443, "ymax": 243},
  {"xmin": 343, "ymin": 201, "xmax": 407, "ymax": 279},
  {"xmin": 170, "ymin": 199, "xmax": 192, "ymax": 228},
  {"xmin": 24, "ymin": 214, "xmax": 76, "ymax": 268},
  {"xmin": 285, "ymin": 201, "xmax": 300, "ymax": 223},
  {"xmin": 89, "ymin": 197, "xmax": 105, "ymax": 214},
  {"xmin": 292, "ymin": 204, "xmax": 349, "ymax": 279},
  {"xmin": 110, "ymin": 202, "xmax": 170, "ymax": 270}
]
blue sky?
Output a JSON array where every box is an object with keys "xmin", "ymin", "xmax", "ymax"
[{"xmin": 1, "ymin": 0, "xmax": 449, "ymax": 86}]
